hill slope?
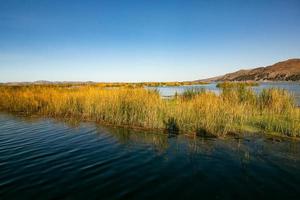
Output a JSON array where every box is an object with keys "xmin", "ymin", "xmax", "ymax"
[{"xmin": 208, "ymin": 59, "xmax": 300, "ymax": 82}]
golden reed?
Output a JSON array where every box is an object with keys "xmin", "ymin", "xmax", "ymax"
[{"xmin": 0, "ymin": 84, "xmax": 299, "ymax": 137}]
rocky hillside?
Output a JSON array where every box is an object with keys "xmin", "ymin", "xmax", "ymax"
[{"xmin": 208, "ymin": 59, "xmax": 300, "ymax": 82}]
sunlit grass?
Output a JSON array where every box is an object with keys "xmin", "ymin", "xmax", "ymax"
[{"xmin": 0, "ymin": 84, "xmax": 299, "ymax": 137}]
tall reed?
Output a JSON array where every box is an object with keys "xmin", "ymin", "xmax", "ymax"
[{"xmin": 0, "ymin": 84, "xmax": 299, "ymax": 137}]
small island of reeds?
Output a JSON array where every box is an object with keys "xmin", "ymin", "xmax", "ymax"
[{"xmin": 0, "ymin": 82, "xmax": 299, "ymax": 138}]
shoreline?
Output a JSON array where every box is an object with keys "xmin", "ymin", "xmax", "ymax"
[{"xmin": 1, "ymin": 110, "xmax": 299, "ymax": 141}]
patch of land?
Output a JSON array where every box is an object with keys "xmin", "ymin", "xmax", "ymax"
[
  {"xmin": 0, "ymin": 83, "xmax": 299, "ymax": 138},
  {"xmin": 0, "ymin": 81, "xmax": 208, "ymax": 87}
]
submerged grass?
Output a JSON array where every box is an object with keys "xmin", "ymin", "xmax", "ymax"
[{"xmin": 0, "ymin": 84, "xmax": 299, "ymax": 137}]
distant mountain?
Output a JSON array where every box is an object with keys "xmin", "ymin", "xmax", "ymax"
[
  {"xmin": 2, "ymin": 81, "xmax": 97, "ymax": 86},
  {"xmin": 202, "ymin": 59, "xmax": 300, "ymax": 82}
]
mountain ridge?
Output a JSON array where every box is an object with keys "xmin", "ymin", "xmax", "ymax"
[{"xmin": 201, "ymin": 58, "xmax": 300, "ymax": 82}]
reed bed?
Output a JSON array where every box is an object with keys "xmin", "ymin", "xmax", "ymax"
[{"xmin": 0, "ymin": 84, "xmax": 299, "ymax": 137}]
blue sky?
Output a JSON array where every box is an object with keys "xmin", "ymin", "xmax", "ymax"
[{"xmin": 0, "ymin": 0, "xmax": 300, "ymax": 82}]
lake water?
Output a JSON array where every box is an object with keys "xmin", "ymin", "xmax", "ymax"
[
  {"xmin": 1, "ymin": 113, "xmax": 300, "ymax": 199},
  {"xmin": 150, "ymin": 82, "xmax": 300, "ymax": 105}
]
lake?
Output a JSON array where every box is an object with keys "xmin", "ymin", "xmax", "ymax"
[
  {"xmin": 1, "ymin": 113, "xmax": 300, "ymax": 199},
  {"xmin": 150, "ymin": 82, "xmax": 300, "ymax": 105}
]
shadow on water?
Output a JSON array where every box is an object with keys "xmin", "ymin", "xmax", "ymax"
[
  {"xmin": 164, "ymin": 117, "xmax": 179, "ymax": 134},
  {"xmin": 1, "ymin": 112, "xmax": 300, "ymax": 199}
]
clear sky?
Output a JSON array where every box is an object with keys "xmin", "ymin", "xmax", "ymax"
[{"xmin": 0, "ymin": 0, "xmax": 300, "ymax": 82}]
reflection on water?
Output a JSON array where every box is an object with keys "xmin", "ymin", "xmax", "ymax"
[
  {"xmin": 102, "ymin": 127, "xmax": 170, "ymax": 154},
  {"xmin": 1, "ymin": 113, "xmax": 300, "ymax": 199},
  {"xmin": 150, "ymin": 82, "xmax": 300, "ymax": 105}
]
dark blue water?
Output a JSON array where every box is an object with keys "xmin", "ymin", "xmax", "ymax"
[
  {"xmin": 1, "ymin": 113, "xmax": 300, "ymax": 200},
  {"xmin": 150, "ymin": 82, "xmax": 300, "ymax": 105}
]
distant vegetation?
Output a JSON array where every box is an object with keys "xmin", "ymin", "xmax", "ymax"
[
  {"xmin": 0, "ymin": 84, "xmax": 299, "ymax": 138},
  {"xmin": 2, "ymin": 81, "xmax": 208, "ymax": 88},
  {"xmin": 216, "ymin": 81, "xmax": 259, "ymax": 89}
]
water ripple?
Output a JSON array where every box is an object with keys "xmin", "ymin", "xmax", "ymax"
[{"xmin": 1, "ymin": 113, "xmax": 300, "ymax": 199}]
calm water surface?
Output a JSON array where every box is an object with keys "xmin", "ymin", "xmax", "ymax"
[
  {"xmin": 1, "ymin": 113, "xmax": 300, "ymax": 200},
  {"xmin": 151, "ymin": 82, "xmax": 300, "ymax": 105}
]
